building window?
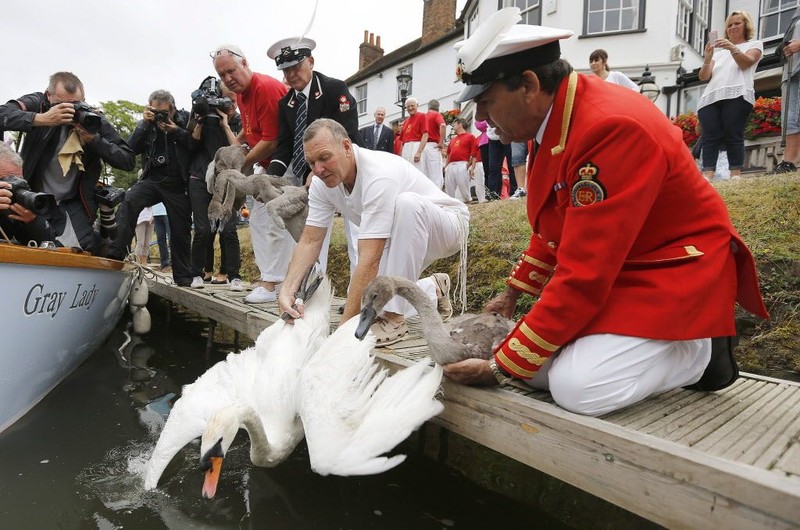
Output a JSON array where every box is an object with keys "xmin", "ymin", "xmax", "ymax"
[
  {"xmin": 467, "ymin": 6, "xmax": 480, "ymax": 37},
  {"xmin": 396, "ymin": 65, "xmax": 413, "ymax": 102},
  {"xmin": 760, "ymin": 0, "xmax": 799, "ymax": 41},
  {"xmin": 677, "ymin": 0, "xmax": 710, "ymax": 53},
  {"xmin": 355, "ymin": 84, "xmax": 367, "ymax": 116},
  {"xmin": 584, "ymin": 0, "xmax": 644, "ymax": 35},
  {"xmin": 499, "ymin": 0, "xmax": 541, "ymax": 25}
]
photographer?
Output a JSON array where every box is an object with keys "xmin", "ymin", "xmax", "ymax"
[
  {"xmin": 186, "ymin": 78, "xmax": 244, "ymax": 290},
  {"xmin": 0, "ymin": 72, "xmax": 135, "ymax": 254},
  {"xmin": 108, "ymin": 90, "xmax": 198, "ymax": 287},
  {"xmin": 0, "ymin": 144, "xmax": 52, "ymax": 245}
]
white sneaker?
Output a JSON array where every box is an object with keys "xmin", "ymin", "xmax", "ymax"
[
  {"xmin": 190, "ymin": 276, "xmax": 205, "ymax": 289},
  {"xmin": 229, "ymin": 278, "xmax": 245, "ymax": 292},
  {"xmin": 244, "ymin": 285, "xmax": 278, "ymax": 304},
  {"xmin": 510, "ymin": 188, "xmax": 527, "ymax": 199}
]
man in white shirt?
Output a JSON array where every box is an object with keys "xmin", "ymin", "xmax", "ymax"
[{"xmin": 278, "ymin": 118, "xmax": 469, "ymax": 345}]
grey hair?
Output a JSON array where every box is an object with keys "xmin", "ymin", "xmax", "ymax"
[
  {"xmin": 405, "ymin": 97, "xmax": 418, "ymax": 106},
  {"xmin": 304, "ymin": 118, "xmax": 349, "ymax": 144},
  {"xmin": 148, "ymin": 89, "xmax": 176, "ymax": 109},
  {"xmin": 427, "ymin": 99, "xmax": 440, "ymax": 111},
  {"xmin": 0, "ymin": 143, "xmax": 23, "ymax": 168},
  {"xmin": 212, "ymin": 44, "xmax": 246, "ymax": 64},
  {"xmin": 47, "ymin": 72, "xmax": 85, "ymax": 99}
]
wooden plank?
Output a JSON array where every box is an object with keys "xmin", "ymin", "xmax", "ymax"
[
  {"xmin": 691, "ymin": 383, "xmax": 787, "ymax": 454},
  {"xmin": 757, "ymin": 412, "xmax": 800, "ymax": 471},
  {"xmin": 433, "ymin": 382, "xmax": 800, "ymax": 528},
  {"xmin": 646, "ymin": 381, "xmax": 768, "ymax": 441},
  {"xmin": 776, "ymin": 439, "xmax": 800, "ymax": 477},
  {"xmin": 721, "ymin": 385, "xmax": 800, "ymax": 464},
  {"xmin": 608, "ymin": 389, "xmax": 709, "ymax": 430}
]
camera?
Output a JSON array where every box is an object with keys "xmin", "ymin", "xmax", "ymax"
[
  {"xmin": 72, "ymin": 102, "xmax": 102, "ymax": 134},
  {"xmin": 95, "ymin": 183, "xmax": 126, "ymax": 208},
  {"xmin": 1, "ymin": 175, "xmax": 56, "ymax": 215},
  {"xmin": 191, "ymin": 76, "xmax": 232, "ymax": 126},
  {"xmin": 152, "ymin": 109, "xmax": 170, "ymax": 123}
]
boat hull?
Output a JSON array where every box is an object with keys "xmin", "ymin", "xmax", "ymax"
[{"xmin": 0, "ymin": 247, "xmax": 133, "ymax": 433}]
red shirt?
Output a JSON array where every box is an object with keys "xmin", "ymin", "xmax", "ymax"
[
  {"xmin": 426, "ymin": 111, "xmax": 445, "ymax": 144},
  {"xmin": 447, "ymin": 132, "xmax": 477, "ymax": 163},
  {"xmin": 238, "ymin": 73, "xmax": 287, "ymax": 166},
  {"xmin": 400, "ymin": 112, "xmax": 427, "ymax": 143}
]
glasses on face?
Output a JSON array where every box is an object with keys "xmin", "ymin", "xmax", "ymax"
[{"xmin": 209, "ymin": 48, "xmax": 243, "ymax": 59}]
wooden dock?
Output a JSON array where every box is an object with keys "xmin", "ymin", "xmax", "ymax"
[{"xmin": 146, "ymin": 274, "xmax": 800, "ymax": 529}]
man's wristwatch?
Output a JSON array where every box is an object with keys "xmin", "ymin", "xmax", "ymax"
[{"xmin": 489, "ymin": 358, "xmax": 513, "ymax": 385}]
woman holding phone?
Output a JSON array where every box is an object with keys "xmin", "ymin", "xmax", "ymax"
[{"xmin": 697, "ymin": 11, "xmax": 763, "ymax": 181}]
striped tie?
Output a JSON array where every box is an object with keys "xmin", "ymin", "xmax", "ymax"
[{"xmin": 291, "ymin": 92, "xmax": 308, "ymax": 180}]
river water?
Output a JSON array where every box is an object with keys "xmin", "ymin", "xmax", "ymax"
[{"xmin": 0, "ymin": 299, "xmax": 569, "ymax": 529}]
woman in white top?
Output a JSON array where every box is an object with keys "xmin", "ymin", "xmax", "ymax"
[
  {"xmin": 588, "ymin": 49, "xmax": 638, "ymax": 91},
  {"xmin": 697, "ymin": 10, "xmax": 763, "ymax": 181}
]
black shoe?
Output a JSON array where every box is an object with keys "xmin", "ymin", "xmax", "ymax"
[
  {"xmin": 685, "ymin": 336, "xmax": 740, "ymax": 391},
  {"xmin": 337, "ymin": 303, "xmax": 345, "ymax": 314},
  {"xmin": 768, "ymin": 161, "xmax": 797, "ymax": 174}
]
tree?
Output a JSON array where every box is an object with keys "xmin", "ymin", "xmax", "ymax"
[{"xmin": 100, "ymin": 100, "xmax": 144, "ymax": 189}]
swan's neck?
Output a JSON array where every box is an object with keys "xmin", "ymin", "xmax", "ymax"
[
  {"xmin": 236, "ymin": 407, "xmax": 275, "ymax": 467},
  {"xmin": 393, "ymin": 279, "xmax": 467, "ymax": 364}
]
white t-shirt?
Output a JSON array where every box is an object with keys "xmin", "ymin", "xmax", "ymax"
[
  {"xmin": 698, "ymin": 39, "xmax": 763, "ymax": 109},
  {"xmin": 605, "ymin": 71, "xmax": 639, "ymax": 91},
  {"xmin": 306, "ymin": 145, "xmax": 468, "ymax": 239}
]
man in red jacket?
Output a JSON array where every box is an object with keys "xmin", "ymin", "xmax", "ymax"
[{"xmin": 443, "ymin": 8, "xmax": 768, "ymax": 416}]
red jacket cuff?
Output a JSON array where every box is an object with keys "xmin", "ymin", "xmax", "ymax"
[
  {"xmin": 494, "ymin": 320, "xmax": 560, "ymax": 378},
  {"xmin": 506, "ymin": 251, "xmax": 555, "ymax": 296}
]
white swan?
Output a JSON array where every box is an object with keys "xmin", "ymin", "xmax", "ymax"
[
  {"xmin": 355, "ymin": 276, "xmax": 515, "ymax": 364},
  {"xmin": 142, "ymin": 274, "xmax": 332, "ymax": 498},
  {"xmin": 299, "ymin": 316, "xmax": 444, "ymax": 476}
]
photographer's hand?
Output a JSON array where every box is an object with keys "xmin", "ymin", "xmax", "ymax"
[
  {"xmin": 0, "ymin": 182, "xmax": 36, "ymax": 223},
  {"xmin": 156, "ymin": 119, "xmax": 178, "ymax": 134},
  {"xmin": 73, "ymin": 124, "xmax": 97, "ymax": 145},
  {"xmin": 143, "ymin": 107, "xmax": 156, "ymax": 123},
  {"xmin": 33, "ymin": 102, "xmax": 75, "ymax": 127}
]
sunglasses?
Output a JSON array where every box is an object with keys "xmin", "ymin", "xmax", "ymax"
[{"xmin": 209, "ymin": 48, "xmax": 243, "ymax": 59}]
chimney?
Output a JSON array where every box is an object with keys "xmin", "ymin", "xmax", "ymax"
[
  {"xmin": 421, "ymin": 0, "xmax": 456, "ymax": 47},
  {"xmin": 359, "ymin": 30, "xmax": 385, "ymax": 70}
]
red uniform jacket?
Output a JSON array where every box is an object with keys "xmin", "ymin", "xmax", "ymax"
[{"xmin": 495, "ymin": 73, "xmax": 768, "ymax": 379}]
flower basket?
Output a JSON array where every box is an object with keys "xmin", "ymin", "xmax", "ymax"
[
  {"xmin": 442, "ymin": 109, "xmax": 461, "ymax": 126},
  {"xmin": 745, "ymin": 97, "xmax": 781, "ymax": 140}
]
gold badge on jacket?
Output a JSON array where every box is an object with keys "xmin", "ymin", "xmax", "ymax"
[{"xmin": 571, "ymin": 162, "xmax": 606, "ymax": 207}]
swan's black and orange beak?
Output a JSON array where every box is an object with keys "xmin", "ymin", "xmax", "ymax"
[
  {"xmin": 355, "ymin": 305, "xmax": 377, "ymax": 340},
  {"xmin": 200, "ymin": 439, "xmax": 224, "ymax": 499}
]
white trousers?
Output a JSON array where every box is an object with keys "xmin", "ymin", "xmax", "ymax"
[
  {"xmin": 377, "ymin": 192, "xmax": 466, "ymax": 315},
  {"xmin": 444, "ymin": 161, "xmax": 472, "ymax": 203},
  {"xmin": 401, "ymin": 141, "xmax": 425, "ymax": 174},
  {"xmin": 526, "ymin": 335, "xmax": 712, "ymax": 417},
  {"xmin": 248, "ymin": 200, "xmax": 295, "ymax": 282},
  {"xmin": 422, "ymin": 142, "xmax": 444, "ymax": 189},
  {"xmin": 472, "ymin": 163, "xmax": 486, "ymax": 203}
]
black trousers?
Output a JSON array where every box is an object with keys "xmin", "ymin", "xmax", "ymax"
[
  {"xmin": 486, "ymin": 139, "xmax": 516, "ymax": 196},
  {"xmin": 110, "ymin": 178, "xmax": 197, "ymax": 284},
  {"xmin": 188, "ymin": 178, "xmax": 240, "ymax": 280}
]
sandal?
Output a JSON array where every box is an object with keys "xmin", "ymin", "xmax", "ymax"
[{"xmin": 371, "ymin": 318, "xmax": 409, "ymax": 346}]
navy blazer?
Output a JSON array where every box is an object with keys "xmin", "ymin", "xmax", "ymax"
[
  {"xmin": 266, "ymin": 71, "xmax": 361, "ymax": 183},
  {"xmin": 359, "ymin": 123, "xmax": 394, "ymax": 153}
]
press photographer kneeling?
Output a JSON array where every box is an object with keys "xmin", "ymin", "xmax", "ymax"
[{"xmin": 0, "ymin": 144, "xmax": 54, "ymax": 245}]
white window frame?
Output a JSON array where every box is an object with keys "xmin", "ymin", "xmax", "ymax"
[
  {"xmin": 677, "ymin": 0, "xmax": 709, "ymax": 53},
  {"xmin": 584, "ymin": 0, "xmax": 643, "ymax": 36},
  {"xmin": 500, "ymin": 0, "xmax": 541, "ymax": 25},
  {"xmin": 355, "ymin": 84, "xmax": 367, "ymax": 116},
  {"xmin": 760, "ymin": 0, "xmax": 800, "ymax": 41}
]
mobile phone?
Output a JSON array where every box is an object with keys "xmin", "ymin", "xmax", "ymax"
[{"xmin": 708, "ymin": 30, "xmax": 718, "ymax": 42}]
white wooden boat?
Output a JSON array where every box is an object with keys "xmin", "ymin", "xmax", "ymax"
[{"xmin": 0, "ymin": 244, "xmax": 134, "ymax": 433}]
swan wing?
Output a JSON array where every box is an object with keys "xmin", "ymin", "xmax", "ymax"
[{"xmin": 300, "ymin": 318, "xmax": 444, "ymax": 476}]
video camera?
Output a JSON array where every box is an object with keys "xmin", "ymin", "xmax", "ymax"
[
  {"xmin": 95, "ymin": 183, "xmax": 125, "ymax": 208},
  {"xmin": 191, "ymin": 76, "xmax": 232, "ymax": 126},
  {"xmin": 72, "ymin": 102, "xmax": 102, "ymax": 134},
  {"xmin": 1, "ymin": 176, "xmax": 56, "ymax": 215}
]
